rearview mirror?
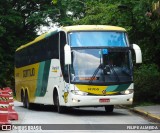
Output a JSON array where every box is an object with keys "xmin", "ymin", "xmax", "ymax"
[
  {"xmin": 64, "ymin": 44, "xmax": 71, "ymax": 65},
  {"xmin": 132, "ymin": 44, "xmax": 142, "ymax": 63}
]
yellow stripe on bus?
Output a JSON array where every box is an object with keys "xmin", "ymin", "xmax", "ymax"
[{"xmin": 75, "ymin": 85, "xmax": 116, "ymax": 95}]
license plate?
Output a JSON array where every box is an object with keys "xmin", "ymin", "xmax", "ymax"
[{"xmin": 99, "ymin": 98, "xmax": 110, "ymax": 103}]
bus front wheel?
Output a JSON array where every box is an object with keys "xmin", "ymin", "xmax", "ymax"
[
  {"xmin": 104, "ymin": 105, "xmax": 114, "ymax": 113},
  {"xmin": 54, "ymin": 92, "xmax": 64, "ymax": 113}
]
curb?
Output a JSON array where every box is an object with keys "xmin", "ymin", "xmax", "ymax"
[
  {"xmin": 131, "ymin": 108, "xmax": 160, "ymax": 123},
  {"xmin": 119, "ymin": 105, "xmax": 160, "ymax": 123}
]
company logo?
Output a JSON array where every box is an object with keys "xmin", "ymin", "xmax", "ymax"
[
  {"xmin": 52, "ymin": 66, "xmax": 59, "ymax": 72},
  {"xmin": 1, "ymin": 124, "xmax": 42, "ymax": 131},
  {"xmin": 63, "ymin": 92, "xmax": 69, "ymax": 103},
  {"xmin": 2, "ymin": 125, "xmax": 12, "ymax": 131},
  {"xmin": 102, "ymin": 90, "xmax": 106, "ymax": 95}
]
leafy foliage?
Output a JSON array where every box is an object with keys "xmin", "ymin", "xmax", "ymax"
[
  {"xmin": 0, "ymin": 0, "xmax": 54, "ymax": 88},
  {"xmin": 134, "ymin": 64, "xmax": 160, "ymax": 103}
]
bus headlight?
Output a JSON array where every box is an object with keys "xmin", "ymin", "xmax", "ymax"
[
  {"xmin": 120, "ymin": 89, "xmax": 134, "ymax": 95},
  {"xmin": 71, "ymin": 90, "xmax": 88, "ymax": 96}
]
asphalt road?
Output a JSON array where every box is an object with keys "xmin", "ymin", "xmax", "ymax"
[{"xmin": 2, "ymin": 101, "xmax": 159, "ymax": 133}]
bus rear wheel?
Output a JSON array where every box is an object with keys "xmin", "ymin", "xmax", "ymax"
[
  {"xmin": 104, "ymin": 105, "xmax": 114, "ymax": 113},
  {"xmin": 24, "ymin": 91, "xmax": 32, "ymax": 109},
  {"xmin": 21, "ymin": 90, "xmax": 25, "ymax": 107}
]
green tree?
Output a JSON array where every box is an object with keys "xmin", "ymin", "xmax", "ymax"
[
  {"xmin": 51, "ymin": 0, "xmax": 86, "ymax": 26},
  {"xmin": 0, "ymin": 0, "xmax": 57, "ymax": 88}
]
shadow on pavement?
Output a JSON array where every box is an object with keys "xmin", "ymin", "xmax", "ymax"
[{"xmin": 19, "ymin": 104, "xmax": 128, "ymax": 116}]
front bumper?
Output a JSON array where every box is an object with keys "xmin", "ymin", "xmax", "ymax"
[{"xmin": 68, "ymin": 93, "xmax": 133, "ymax": 107}]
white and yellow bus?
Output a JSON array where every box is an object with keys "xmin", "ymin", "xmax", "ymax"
[{"xmin": 15, "ymin": 25, "xmax": 142, "ymax": 113}]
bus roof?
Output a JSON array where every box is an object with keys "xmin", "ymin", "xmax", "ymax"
[
  {"xmin": 61, "ymin": 25, "xmax": 126, "ymax": 32},
  {"xmin": 16, "ymin": 25, "xmax": 126, "ymax": 51}
]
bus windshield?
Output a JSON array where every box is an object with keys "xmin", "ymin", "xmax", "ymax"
[
  {"xmin": 70, "ymin": 49, "xmax": 133, "ymax": 85},
  {"xmin": 69, "ymin": 31, "xmax": 129, "ymax": 47}
]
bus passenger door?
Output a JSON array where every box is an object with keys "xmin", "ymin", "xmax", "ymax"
[{"xmin": 59, "ymin": 31, "xmax": 69, "ymax": 105}]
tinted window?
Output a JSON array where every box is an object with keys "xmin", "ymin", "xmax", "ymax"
[
  {"xmin": 15, "ymin": 33, "xmax": 59, "ymax": 68},
  {"xmin": 69, "ymin": 31, "xmax": 128, "ymax": 47}
]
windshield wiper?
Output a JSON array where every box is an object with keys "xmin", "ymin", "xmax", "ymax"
[
  {"xmin": 108, "ymin": 64, "xmax": 120, "ymax": 83},
  {"xmin": 121, "ymin": 67, "xmax": 132, "ymax": 76},
  {"xmin": 89, "ymin": 64, "xmax": 103, "ymax": 83}
]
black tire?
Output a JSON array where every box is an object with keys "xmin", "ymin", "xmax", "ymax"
[
  {"xmin": 105, "ymin": 105, "xmax": 114, "ymax": 113},
  {"xmin": 21, "ymin": 91, "xmax": 26, "ymax": 108},
  {"xmin": 54, "ymin": 92, "xmax": 64, "ymax": 113},
  {"xmin": 24, "ymin": 91, "xmax": 32, "ymax": 109}
]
